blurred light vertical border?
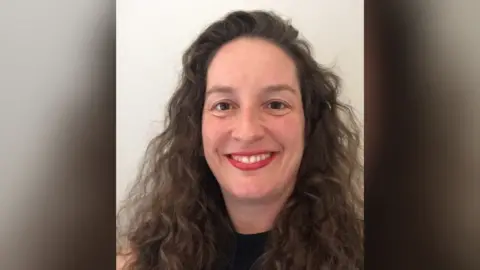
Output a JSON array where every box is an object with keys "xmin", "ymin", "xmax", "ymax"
[{"xmin": 0, "ymin": 1, "xmax": 116, "ymax": 270}]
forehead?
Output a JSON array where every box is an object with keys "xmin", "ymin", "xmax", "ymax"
[{"xmin": 206, "ymin": 37, "xmax": 299, "ymax": 90}]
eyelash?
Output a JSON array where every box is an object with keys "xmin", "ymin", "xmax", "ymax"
[
  {"xmin": 265, "ymin": 100, "xmax": 289, "ymax": 110},
  {"xmin": 210, "ymin": 100, "xmax": 290, "ymax": 114},
  {"xmin": 211, "ymin": 101, "xmax": 236, "ymax": 111}
]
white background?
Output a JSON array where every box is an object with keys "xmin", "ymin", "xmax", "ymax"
[{"xmin": 117, "ymin": 0, "xmax": 364, "ymax": 205}]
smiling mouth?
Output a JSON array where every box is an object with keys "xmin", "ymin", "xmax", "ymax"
[{"xmin": 226, "ymin": 152, "xmax": 277, "ymax": 171}]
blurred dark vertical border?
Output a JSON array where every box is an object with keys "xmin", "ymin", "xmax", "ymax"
[
  {"xmin": 366, "ymin": 0, "xmax": 480, "ymax": 269},
  {"xmin": 0, "ymin": 1, "xmax": 115, "ymax": 270},
  {"xmin": 365, "ymin": 1, "xmax": 419, "ymax": 268}
]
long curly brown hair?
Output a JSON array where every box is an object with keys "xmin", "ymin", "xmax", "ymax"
[{"xmin": 117, "ymin": 10, "xmax": 363, "ymax": 270}]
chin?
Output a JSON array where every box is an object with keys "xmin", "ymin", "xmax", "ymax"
[{"xmin": 226, "ymin": 184, "xmax": 279, "ymax": 202}]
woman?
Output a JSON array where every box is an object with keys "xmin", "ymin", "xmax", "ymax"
[{"xmin": 117, "ymin": 10, "xmax": 363, "ymax": 270}]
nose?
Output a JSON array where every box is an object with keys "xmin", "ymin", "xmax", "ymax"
[{"xmin": 231, "ymin": 106, "xmax": 265, "ymax": 142}]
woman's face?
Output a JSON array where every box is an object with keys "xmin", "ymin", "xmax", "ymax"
[{"xmin": 202, "ymin": 37, "xmax": 305, "ymax": 203}]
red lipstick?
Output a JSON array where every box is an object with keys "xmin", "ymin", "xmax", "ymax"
[{"xmin": 226, "ymin": 151, "xmax": 276, "ymax": 171}]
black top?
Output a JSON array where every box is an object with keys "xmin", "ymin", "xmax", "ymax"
[{"xmin": 230, "ymin": 231, "xmax": 268, "ymax": 270}]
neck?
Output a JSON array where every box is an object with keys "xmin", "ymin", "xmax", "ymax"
[{"xmin": 223, "ymin": 191, "xmax": 292, "ymax": 234}]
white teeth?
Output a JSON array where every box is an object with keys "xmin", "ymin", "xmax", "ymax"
[{"xmin": 231, "ymin": 153, "xmax": 272, "ymax": 164}]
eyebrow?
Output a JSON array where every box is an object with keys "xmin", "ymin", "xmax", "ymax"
[
  {"xmin": 205, "ymin": 86, "xmax": 235, "ymax": 97},
  {"xmin": 206, "ymin": 84, "xmax": 298, "ymax": 97},
  {"xmin": 262, "ymin": 84, "xmax": 298, "ymax": 94}
]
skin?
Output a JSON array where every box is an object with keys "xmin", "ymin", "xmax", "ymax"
[{"xmin": 202, "ymin": 37, "xmax": 305, "ymax": 233}]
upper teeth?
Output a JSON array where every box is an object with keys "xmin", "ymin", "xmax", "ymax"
[{"xmin": 231, "ymin": 153, "xmax": 271, "ymax": 164}]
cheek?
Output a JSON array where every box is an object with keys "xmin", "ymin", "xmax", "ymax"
[
  {"xmin": 201, "ymin": 115, "xmax": 224, "ymax": 153},
  {"xmin": 271, "ymin": 114, "xmax": 305, "ymax": 148}
]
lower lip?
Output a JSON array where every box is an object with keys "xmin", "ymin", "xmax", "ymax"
[{"xmin": 227, "ymin": 153, "xmax": 276, "ymax": 171}]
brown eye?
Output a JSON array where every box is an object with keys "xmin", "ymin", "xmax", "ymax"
[
  {"xmin": 267, "ymin": 101, "xmax": 286, "ymax": 110},
  {"xmin": 214, "ymin": 102, "xmax": 231, "ymax": 111}
]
